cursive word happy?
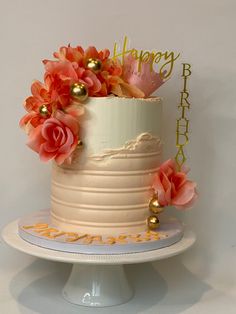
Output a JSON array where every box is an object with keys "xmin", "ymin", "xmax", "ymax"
[{"xmin": 113, "ymin": 36, "xmax": 180, "ymax": 79}]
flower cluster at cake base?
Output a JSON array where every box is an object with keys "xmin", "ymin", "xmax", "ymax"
[
  {"xmin": 147, "ymin": 159, "xmax": 198, "ymax": 230},
  {"xmin": 20, "ymin": 45, "xmax": 166, "ymax": 165}
]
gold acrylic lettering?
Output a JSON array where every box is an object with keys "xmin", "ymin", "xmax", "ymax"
[
  {"xmin": 113, "ymin": 36, "xmax": 180, "ymax": 78},
  {"xmin": 175, "ymin": 63, "xmax": 192, "ymax": 170}
]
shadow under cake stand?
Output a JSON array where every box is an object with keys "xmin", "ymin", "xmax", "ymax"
[{"xmin": 2, "ymin": 219, "xmax": 195, "ymax": 307}]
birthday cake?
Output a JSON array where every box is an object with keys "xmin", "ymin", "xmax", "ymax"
[{"xmin": 19, "ymin": 41, "xmax": 197, "ymax": 252}]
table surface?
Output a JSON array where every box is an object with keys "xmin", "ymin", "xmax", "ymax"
[{"xmin": 2, "ymin": 220, "xmax": 196, "ymax": 265}]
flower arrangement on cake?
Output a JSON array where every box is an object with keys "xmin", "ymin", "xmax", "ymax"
[
  {"xmin": 19, "ymin": 43, "xmax": 197, "ymax": 243},
  {"xmin": 19, "ymin": 45, "xmax": 166, "ymax": 165}
]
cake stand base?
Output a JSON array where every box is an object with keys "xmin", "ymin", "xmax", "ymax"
[
  {"xmin": 2, "ymin": 220, "xmax": 196, "ymax": 307},
  {"xmin": 63, "ymin": 264, "xmax": 133, "ymax": 306}
]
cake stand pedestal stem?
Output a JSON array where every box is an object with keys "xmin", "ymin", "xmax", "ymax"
[{"xmin": 62, "ymin": 263, "xmax": 133, "ymax": 307}]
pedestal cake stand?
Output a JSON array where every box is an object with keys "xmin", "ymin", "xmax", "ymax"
[{"xmin": 2, "ymin": 219, "xmax": 195, "ymax": 307}]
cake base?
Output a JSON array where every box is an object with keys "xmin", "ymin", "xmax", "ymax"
[
  {"xmin": 18, "ymin": 209, "xmax": 184, "ymax": 254},
  {"xmin": 3, "ymin": 220, "xmax": 195, "ymax": 307}
]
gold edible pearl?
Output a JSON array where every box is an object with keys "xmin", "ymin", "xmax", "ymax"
[
  {"xmin": 147, "ymin": 215, "xmax": 160, "ymax": 230},
  {"xmin": 149, "ymin": 196, "xmax": 164, "ymax": 214},
  {"xmin": 39, "ymin": 104, "xmax": 49, "ymax": 116},
  {"xmin": 86, "ymin": 58, "xmax": 102, "ymax": 74},
  {"xmin": 77, "ymin": 140, "xmax": 83, "ymax": 147},
  {"xmin": 70, "ymin": 83, "xmax": 88, "ymax": 102}
]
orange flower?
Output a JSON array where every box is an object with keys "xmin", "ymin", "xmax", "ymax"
[
  {"xmin": 48, "ymin": 44, "xmax": 145, "ymax": 98},
  {"xmin": 53, "ymin": 45, "xmax": 110, "ymax": 66}
]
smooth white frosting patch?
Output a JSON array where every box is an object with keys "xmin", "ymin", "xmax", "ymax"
[{"xmin": 89, "ymin": 132, "xmax": 161, "ymax": 161}]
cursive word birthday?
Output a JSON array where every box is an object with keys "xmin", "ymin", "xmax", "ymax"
[
  {"xmin": 175, "ymin": 63, "xmax": 192, "ymax": 170},
  {"xmin": 113, "ymin": 36, "xmax": 180, "ymax": 79}
]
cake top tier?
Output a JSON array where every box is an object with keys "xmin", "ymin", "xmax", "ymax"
[{"xmin": 20, "ymin": 44, "xmax": 169, "ymax": 165}]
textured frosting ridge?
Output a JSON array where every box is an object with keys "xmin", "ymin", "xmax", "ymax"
[{"xmin": 89, "ymin": 132, "xmax": 161, "ymax": 161}]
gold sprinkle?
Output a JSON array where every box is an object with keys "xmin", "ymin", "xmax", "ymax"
[
  {"xmin": 134, "ymin": 238, "xmax": 143, "ymax": 242},
  {"xmin": 34, "ymin": 228, "xmax": 50, "ymax": 233},
  {"xmin": 66, "ymin": 234, "xmax": 87, "ymax": 242},
  {"xmin": 83, "ymin": 236, "xmax": 93, "ymax": 244},
  {"xmin": 53, "ymin": 232, "xmax": 66, "ymax": 238},
  {"xmin": 40, "ymin": 232, "xmax": 52, "ymax": 237},
  {"xmin": 92, "ymin": 236, "xmax": 102, "ymax": 242},
  {"xmin": 35, "ymin": 228, "xmax": 58, "ymax": 234},
  {"xmin": 116, "ymin": 239, "xmax": 128, "ymax": 244},
  {"xmin": 143, "ymin": 236, "xmax": 152, "ymax": 241},
  {"xmin": 44, "ymin": 235, "xmax": 55, "ymax": 239},
  {"xmin": 129, "ymin": 234, "xmax": 141, "ymax": 239},
  {"xmin": 147, "ymin": 230, "xmax": 159, "ymax": 235},
  {"xmin": 34, "ymin": 223, "xmax": 49, "ymax": 229},
  {"xmin": 118, "ymin": 235, "xmax": 127, "ymax": 239},
  {"xmin": 47, "ymin": 228, "xmax": 58, "ymax": 232},
  {"xmin": 65, "ymin": 232, "xmax": 78, "ymax": 237},
  {"xmin": 23, "ymin": 225, "xmax": 35, "ymax": 229},
  {"xmin": 105, "ymin": 236, "xmax": 116, "ymax": 245},
  {"xmin": 107, "ymin": 240, "xmax": 116, "ymax": 245}
]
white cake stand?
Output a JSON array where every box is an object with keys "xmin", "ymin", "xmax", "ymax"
[{"xmin": 2, "ymin": 220, "xmax": 196, "ymax": 307}]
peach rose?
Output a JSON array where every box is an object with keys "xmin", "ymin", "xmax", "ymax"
[
  {"xmin": 152, "ymin": 159, "xmax": 197, "ymax": 210},
  {"xmin": 27, "ymin": 111, "xmax": 79, "ymax": 165}
]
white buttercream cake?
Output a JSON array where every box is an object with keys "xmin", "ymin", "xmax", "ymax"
[
  {"xmin": 51, "ymin": 96, "xmax": 162, "ymax": 236},
  {"xmin": 19, "ymin": 43, "xmax": 197, "ymax": 250}
]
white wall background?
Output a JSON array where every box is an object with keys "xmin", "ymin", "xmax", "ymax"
[{"xmin": 0, "ymin": 0, "xmax": 236, "ymax": 313}]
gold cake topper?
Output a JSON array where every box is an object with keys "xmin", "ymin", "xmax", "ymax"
[
  {"xmin": 175, "ymin": 63, "xmax": 192, "ymax": 170},
  {"xmin": 113, "ymin": 36, "xmax": 180, "ymax": 78}
]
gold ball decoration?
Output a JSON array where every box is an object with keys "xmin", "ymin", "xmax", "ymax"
[
  {"xmin": 77, "ymin": 140, "xmax": 83, "ymax": 147},
  {"xmin": 149, "ymin": 196, "xmax": 164, "ymax": 214},
  {"xmin": 39, "ymin": 105, "xmax": 49, "ymax": 116},
  {"xmin": 147, "ymin": 215, "xmax": 160, "ymax": 230},
  {"xmin": 70, "ymin": 83, "xmax": 88, "ymax": 102},
  {"xmin": 86, "ymin": 58, "xmax": 102, "ymax": 74}
]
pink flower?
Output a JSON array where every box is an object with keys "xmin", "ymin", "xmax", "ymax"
[
  {"xmin": 152, "ymin": 159, "xmax": 197, "ymax": 210},
  {"xmin": 27, "ymin": 111, "xmax": 79, "ymax": 165},
  {"xmin": 44, "ymin": 60, "xmax": 102, "ymax": 97},
  {"xmin": 53, "ymin": 45, "xmax": 85, "ymax": 64},
  {"xmin": 53, "ymin": 45, "xmax": 110, "ymax": 66},
  {"xmin": 122, "ymin": 54, "xmax": 166, "ymax": 97},
  {"xmin": 44, "ymin": 45, "xmax": 144, "ymax": 98}
]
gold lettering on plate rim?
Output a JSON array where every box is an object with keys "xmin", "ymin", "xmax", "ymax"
[{"xmin": 22, "ymin": 223, "xmax": 168, "ymax": 244}]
